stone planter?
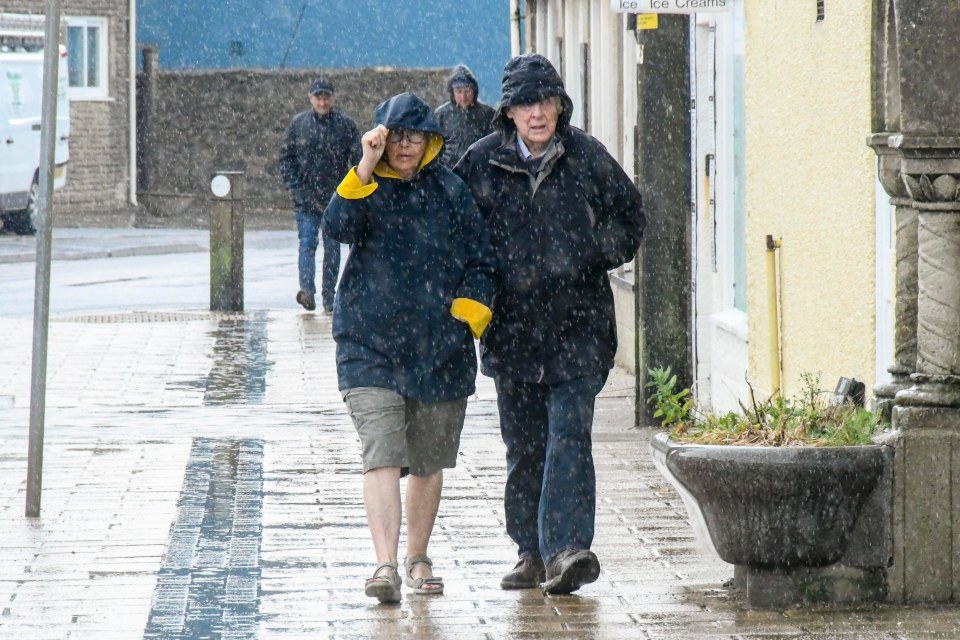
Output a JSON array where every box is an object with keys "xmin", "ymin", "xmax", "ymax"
[{"xmin": 650, "ymin": 432, "xmax": 893, "ymax": 608}]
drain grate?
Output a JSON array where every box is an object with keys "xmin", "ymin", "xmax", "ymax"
[{"xmin": 54, "ymin": 311, "xmax": 242, "ymax": 324}]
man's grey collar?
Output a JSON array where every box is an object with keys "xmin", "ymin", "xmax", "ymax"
[{"xmin": 516, "ymin": 135, "xmax": 557, "ymax": 160}]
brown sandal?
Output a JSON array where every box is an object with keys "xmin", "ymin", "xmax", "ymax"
[
  {"xmin": 365, "ymin": 562, "xmax": 401, "ymax": 603},
  {"xmin": 404, "ymin": 554, "xmax": 444, "ymax": 595}
]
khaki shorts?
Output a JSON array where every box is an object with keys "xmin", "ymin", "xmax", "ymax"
[{"xmin": 342, "ymin": 387, "xmax": 467, "ymax": 476}]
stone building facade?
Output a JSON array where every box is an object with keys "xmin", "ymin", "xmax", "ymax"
[{"xmin": 5, "ymin": 1, "xmax": 135, "ymax": 226}]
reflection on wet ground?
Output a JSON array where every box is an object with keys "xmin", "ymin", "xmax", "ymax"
[
  {"xmin": 163, "ymin": 312, "xmax": 272, "ymax": 406},
  {"xmin": 204, "ymin": 312, "xmax": 271, "ymax": 405}
]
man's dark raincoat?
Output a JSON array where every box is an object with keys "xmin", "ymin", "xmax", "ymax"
[
  {"xmin": 435, "ymin": 65, "xmax": 496, "ymax": 168},
  {"xmin": 279, "ymin": 109, "xmax": 361, "ymax": 212},
  {"xmin": 322, "ymin": 92, "xmax": 495, "ymax": 402},
  {"xmin": 454, "ymin": 55, "xmax": 645, "ymax": 384}
]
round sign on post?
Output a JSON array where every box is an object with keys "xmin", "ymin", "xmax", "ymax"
[{"xmin": 211, "ymin": 174, "xmax": 231, "ymax": 198}]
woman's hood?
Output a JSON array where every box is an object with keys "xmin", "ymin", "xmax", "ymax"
[
  {"xmin": 373, "ymin": 92, "xmax": 444, "ymax": 175},
  {"xmin": 373, "ymin": 92, "xmax": 443, "ymax": 135}
]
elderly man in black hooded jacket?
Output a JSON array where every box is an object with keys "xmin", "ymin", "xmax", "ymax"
[{"xmin": 455, "ymin": 54, "xmax": 645, "ymax": 595}]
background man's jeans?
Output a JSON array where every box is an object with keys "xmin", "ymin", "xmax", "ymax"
[
  {"xmin": 494, "ymin": 373, "xmax": 608, "ymax": 563},
  {"xmin": 296, "ymin": 210, "xmax": 340, "ymax": 310}
]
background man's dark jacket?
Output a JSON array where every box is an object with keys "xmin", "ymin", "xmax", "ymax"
[
  {"xmin": 435, "ymin": 65, "xmax": 495, "ymax": 168},
  {"xmin": 279, "ymin": 109, "xmax": 361, "ymax": 212}
]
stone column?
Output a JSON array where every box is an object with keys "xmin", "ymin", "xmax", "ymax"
[
  {"xmin": 869, "ymin": 136, "xmax": 918, "ymax": 420},
  {"xmin": 872, "ymin": 0, "xmax": 960, "ymax": 604},
  {"xmin": 889, "ymin": 138, "xmax": 960, "ymax": 603}
]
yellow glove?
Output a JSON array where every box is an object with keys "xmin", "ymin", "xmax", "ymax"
[{"xmin": 450, "ymin": 298, "xmax": 493, "ymax": 339}]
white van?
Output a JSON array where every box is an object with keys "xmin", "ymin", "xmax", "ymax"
[{"xmin": 0, "ymin": 13, "xmax": 70, "ymax": 235}]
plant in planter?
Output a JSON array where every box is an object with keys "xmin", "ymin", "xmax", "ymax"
[{"xmin": 646, "ymin": 367, "xmax": 894, "ymax": 609}]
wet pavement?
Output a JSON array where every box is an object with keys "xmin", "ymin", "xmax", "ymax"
[{"xmin": 2, "ymin": 230, "xmax": 960, "ymax": 638}]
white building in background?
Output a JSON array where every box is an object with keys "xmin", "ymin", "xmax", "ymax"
[
  {"xmin": 520, "ymin": 1, "xmax": 895, "ymax": 413},
  {"xmin": 2, "ymin": 2, "xmax": 138, "ymax": 226},
  {"xmin": 521, "ymin": 0, "xmax": 750, "ymax": 412}
]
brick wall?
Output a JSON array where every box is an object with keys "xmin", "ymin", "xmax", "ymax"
[
  {"xmin": 137, "ymin": 64, "xmax": 452, "ymax": 228},
  {"xmin": 4, "ymin": 2, "xmax": 134, "ymax": 226}
]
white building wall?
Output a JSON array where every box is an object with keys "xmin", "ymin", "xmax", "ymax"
[{"xmin": 692, "ymin": 6, "xmax": 749, "ymax": 412}]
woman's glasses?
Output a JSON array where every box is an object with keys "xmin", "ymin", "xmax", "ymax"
[{"xmin": 387, "ymin": 129, "xmax": 426, "ymax": 145}]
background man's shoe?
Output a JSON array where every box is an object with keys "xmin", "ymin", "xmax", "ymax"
[
  {"xmin": 296, "ymin": 290, "xmax": 316, "ymax": 311},
  {"xmin": 500, "ymin": 555, "xmax": 545, "ymax": 589},
  {"xmin": 542, "ymin": 548, "xmax": 600, "ymax": 595}
]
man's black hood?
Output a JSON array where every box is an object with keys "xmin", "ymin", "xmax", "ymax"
[
  {"xmin": 446, "ymin": 64, "xmax": 480, "ymax": 102},
  {"xmin": 494, "ymin": 54, "xmax": 573, "ymax": 132},
  {"xmin": 373, "ymin": 92, "xmax": 444, "ymax": 135}
]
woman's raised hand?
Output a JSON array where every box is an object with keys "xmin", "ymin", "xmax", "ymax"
[
  {"xmin": 362, "ymin": 124, "xmax": 389, "ymax": 159},
  {"xmin": 357, "ymin": 125, "xmax": 389, "ymax": 184}
]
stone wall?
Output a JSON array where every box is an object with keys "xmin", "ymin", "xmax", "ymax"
[
  {"xmin": 4, "ymin": 2, "xmax": 134, "ymax": 226},
  {"xmin": 137, "ymin": 62, "xmax": 451, "ymax": 228}
]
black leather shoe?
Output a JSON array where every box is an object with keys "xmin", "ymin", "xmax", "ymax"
[
  {"xmin": 296, "ymin": 290, "xmax": 316, "ymax": 311},
  {"xmin": 500, "ymin": 555, "xmax": 546, "ymax": 589},
  {"xmin": 542, "ymin": 548, "xmax": 600, "ymax": 594}
]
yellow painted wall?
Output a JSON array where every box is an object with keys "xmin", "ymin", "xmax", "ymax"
[{"xmin": 744, "ymin": 1, "xmax": 877, "ymax": 396}]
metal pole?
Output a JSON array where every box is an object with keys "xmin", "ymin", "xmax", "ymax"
[
  {"xmin": 633, "ymin": 113, "xmax": 644, "ymax": 427},
  {"xmin": 634, "ymin": 246, "xmax": 643, "ymax": 428},
  {"xmin": 765, "ymin": 235, "xmax": 782, "ymax": 397},
  {"xmin": 26, "ymin": 0, "xmax": 62, "ymax": 518},
  {"xmin": 128, "ymin": 0, "xmax": 138, "ymax": 206}
]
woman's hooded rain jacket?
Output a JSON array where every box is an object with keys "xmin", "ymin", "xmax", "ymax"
[{"xmin": 322, "ymin": 92, "xmax": 495, "ymax": 402}]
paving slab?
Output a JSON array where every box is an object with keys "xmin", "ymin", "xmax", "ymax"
[{"xmin": 2, "ymin": 233, "xmax": 960, "ymax": 638}]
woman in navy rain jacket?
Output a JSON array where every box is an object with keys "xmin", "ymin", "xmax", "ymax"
[{"xmin": 322, "ymin": 92, "xmax": 494, "ymax": 603}]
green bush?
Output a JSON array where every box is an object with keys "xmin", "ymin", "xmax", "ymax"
[{"xmin": 645, "ymin": 368, "xmax": 883, "ymax": 446}]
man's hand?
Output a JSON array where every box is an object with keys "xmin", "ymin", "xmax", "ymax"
[{"xmin": 357, "ymin": 125, "xmax": 388, "ymax": 184}]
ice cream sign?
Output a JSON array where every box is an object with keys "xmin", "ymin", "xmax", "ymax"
[{"xmin": 611, "ymin": 0, "xmax": 731, "ymax": 12}]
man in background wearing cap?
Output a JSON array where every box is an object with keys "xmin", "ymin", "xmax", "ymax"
[
  {"xmin": 434, "ymin": 64, "xmax": 495, "ymax": 168},
  {"xmin": 280, "ymin": 77, "xmax": 362, "ymax": 313},
  {"xmin": 455, "ymin": 54, "xmax": 645, "ymax": 595}
]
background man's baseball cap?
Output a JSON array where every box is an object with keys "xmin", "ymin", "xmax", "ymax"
[{"xmin": 310, "ymin": 77, "xmax": 335, "ymax": 95}]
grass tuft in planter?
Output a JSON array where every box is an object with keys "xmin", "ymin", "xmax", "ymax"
[{"xmin": 646, "ymin": 367, "xmax": 884, "ymax": 447}]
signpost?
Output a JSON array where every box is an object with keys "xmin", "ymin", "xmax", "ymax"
[
  {"xmin": 26, "ymin": 0, "xmax": 62, "ymax": 518},
  {"xmin": 611, "ymin": 0, "xmax": 731, "ymax": 13}
]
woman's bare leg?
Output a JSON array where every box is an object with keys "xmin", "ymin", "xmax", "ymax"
[
  {"xmin": 364, "ymin": 466, "xmax": 402, "ymax": 567},
  {"xmin": 405, "ymin": 471, "xmax": 443, "ymax": 588}
]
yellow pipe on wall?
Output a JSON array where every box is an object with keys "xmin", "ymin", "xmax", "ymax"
[{"xmin": 766, "ymin": 235, "xmax": 782, "ymax": 396}]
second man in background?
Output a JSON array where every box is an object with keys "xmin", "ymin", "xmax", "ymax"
[
  {"xmin": 435, "ymin": 64, "xmax": 496, "ymax": 168},
  {"xmin": 279, "ymin": 76, "xmax": 361, "ymax": 314}
]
